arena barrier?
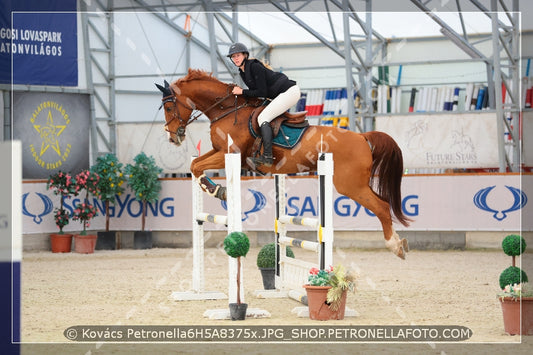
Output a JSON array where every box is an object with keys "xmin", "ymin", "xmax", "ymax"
[
  {"xmin": 255, "ymin": 153, "xmax": 355, "ymax": 317},
  {"xmin": 171, "ymin": 153, "xmax": 269, "ymax": 319}
]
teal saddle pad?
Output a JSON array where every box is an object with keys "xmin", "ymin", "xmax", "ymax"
[{"xmin": 248, "ymin": 120, "xmax": 309, "ymax": 149}]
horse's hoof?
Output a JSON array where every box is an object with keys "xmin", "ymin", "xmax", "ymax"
[
  {"xmin": 401, "ymin": 238, "xmax": 409, "ymax": 253},
  {"xmin": 385, "ymin": 236, "xmax": 407, "ymax": 260},
  {"xmin": 215, "ymin": 186, "xmax": 227, "ymax": 201},
  {"xmin": 397, "ymin": 247, "xmax": 406, "ymax": 260}
]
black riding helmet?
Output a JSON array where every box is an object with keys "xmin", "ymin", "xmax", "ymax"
[{"xmin": 227, "ymin": 42, "xmax": 249, "ymax": 57}]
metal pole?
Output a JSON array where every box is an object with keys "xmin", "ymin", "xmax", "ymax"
[
  {"xmin": 511, "ymin": 0, "xmax": 520, "ymax": 170},
  {"xmin": 364, "ymin": 0, "xmax": 374, "ymax": 132},
  {"xmin": 204, "ymin": 5, "xmax": 218, "ymax": 76},
  {"xmin": 491, "ymin": 0, "xmax": 507, "ymax": 172},
  {"xmin": 2, "ymin": 91, "xmax": 10, "ymax": 140},
  {"xmin": 342, "ymin": 0, "xmax": 356, "ymax": 131}
]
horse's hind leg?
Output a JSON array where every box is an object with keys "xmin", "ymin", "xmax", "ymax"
[
  {"xmin": 190, "ymin": 150, "xmax": 227, "ymax": 200},
  {"xmin": 335, "ymin": 179, "xmax": 408, "ymax": 259}
]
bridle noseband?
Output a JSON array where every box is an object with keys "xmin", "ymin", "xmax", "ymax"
[{"xmin": 160, "ymin": 88, "xmax": 200, "ymax": 141}]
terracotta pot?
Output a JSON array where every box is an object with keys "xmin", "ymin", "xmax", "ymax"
[
  {"xmin": 74, "ymin": 234, "xmax": 98, "ymax": 254},
  {"xmin": 303, "ymin": 285, "xmax": 347, "ymax": 320},
  {"xmin": 50, "ymin": 233, "xmax": 73, "ymax": 253},
  {"xmin": 500, "ymin": 297, "xmax": 533, "ymax": 335}
]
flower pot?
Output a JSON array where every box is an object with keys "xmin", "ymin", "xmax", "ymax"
[
  {"xmin": 259, "ymin": 268, "xmax": 276, "ymax": 290},
  {"xmin": 229, "ymin": 303, "xmax": 248, "ymax": 321},
  {"xmin": 500, "ymin": 297, "xmax": 533, "ymax": 335},
  {"xmin": 74, "ymin": 234, "xmax": 97, "ymax": 254},
  {"xmin": 134, "ymin": 231, "xmax": 153, "ymax": 249},
  {"xmin": 96, "ymin": 231, "xmax": 117, "ymax": 250},
  {"xmin": 50, "ymin": 233, "xmax": 73, "ymax": 253},
  {"xmin": 303, "ymin": 285, "xmax": 347, "ymax": 321}
]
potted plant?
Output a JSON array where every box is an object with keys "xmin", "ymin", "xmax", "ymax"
[
  {"xmin": 46, "ymin": 170, "xmax": 77, "ymax": 252},
  {"xmin": 256, "ymin": 243, "xmax": 295, "ymax": 289},
  {"xmin": 304, "ymin": 265, "xmax": 357, "ymax": 320},
  {"xmin": 498, "ymin": 234, "xmax": 533, "ymax": 335},
  {"xmin": 91, "ymin": 153, "xmax": 125, "ymax": 250},
  {"xmin": 72, "ymin": 170, "xmax": 100, "ymax": 253},
  {"xmin": 223, "ymin": 231, "xmax": 250, "ymax": 320},
  {"xmin": 124, "ymin": 152, "xmax": 162, "ymax": 249}
]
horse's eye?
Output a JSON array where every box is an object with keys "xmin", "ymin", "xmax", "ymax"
[{"xmin": 166, "ymin": 107, "xmax": 171, "ymax": 112}]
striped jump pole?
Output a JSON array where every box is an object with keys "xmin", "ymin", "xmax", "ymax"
[
  {"xmin": 255, "ymin": 153, "xmax": 335, "ymax": 310},
  {"xmin": 276, "ymin": 152, "xmax": 334, "ymax": 281}
]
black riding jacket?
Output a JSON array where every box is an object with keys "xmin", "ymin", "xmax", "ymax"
[{"xmin": 239, "ymin": 59, "xmax": 296, "ymax": 99}]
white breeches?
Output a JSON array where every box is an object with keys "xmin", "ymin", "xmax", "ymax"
[{"xmin": 258, "ymin": 85, "xmax": 301, "ymax": 126}]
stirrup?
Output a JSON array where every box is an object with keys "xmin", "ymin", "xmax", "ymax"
[{"xmin": 246, "ymin": 155, "xmax": 273, "ymax": 170}]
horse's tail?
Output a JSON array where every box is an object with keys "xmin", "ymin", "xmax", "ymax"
[{"xmin": 362, "ymin": 131, "xmax": 411, "ymax": 226}]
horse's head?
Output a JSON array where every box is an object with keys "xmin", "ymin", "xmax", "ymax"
[{"xmin": 155, "ymin": 80, "xmax": 196, "ymax": 146}]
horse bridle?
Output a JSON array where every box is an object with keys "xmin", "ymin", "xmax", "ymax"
[{"xmin": 160, "ymin": 88, "xmax": 199, "ymax": 141}]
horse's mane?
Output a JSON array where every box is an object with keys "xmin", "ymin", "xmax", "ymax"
[{"xmin": 176, "ymin": 69, "xmax": 223, "ymax": 85}]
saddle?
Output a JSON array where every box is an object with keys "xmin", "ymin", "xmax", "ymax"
[{"xmin": 250, "ymin": 106, "xmax": 309, "ymax": 155}]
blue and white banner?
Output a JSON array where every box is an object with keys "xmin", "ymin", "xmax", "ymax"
[
  {"xmin": 22, "ymin": 174, "xmax": 528, "ymax": 234},
  {"xmin": 0, "ymin": 0, "xmax": 77, "ymax": 86}
]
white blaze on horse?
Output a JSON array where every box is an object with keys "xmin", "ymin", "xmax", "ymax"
[{"xmin": 156, "ymin": 69, "xmax": 410, "ymax": 259}]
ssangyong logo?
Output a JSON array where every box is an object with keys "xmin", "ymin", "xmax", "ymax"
[
  {"xmin": 473, "ymin": 185, "xmax": 527, "ymax": 221},
  {"xmin": 22, "ymin": 192, "xmax": 54, "ymax": 224},
  {"xmin": 221, "ymin": 189, "xmax": 266, "ymax": 222}
]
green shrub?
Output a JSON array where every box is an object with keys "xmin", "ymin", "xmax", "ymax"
[
  {"xmin": 499, "ymin": 266, "xmax": 529, "ymax": 289},
  {"xmin": 501, "ymin": 234, "xmax": 526, "ymax": 257},
  {"xmin": 223, "ymin": 232, "xmax": 250, "ymax": 258},
  {"xmin": 256, "ymin": 243, "xmax": 294, "ymax": 268},
  {"xmin": 124, "ymin": 152, "xmax": 163, "ymax": 231}
]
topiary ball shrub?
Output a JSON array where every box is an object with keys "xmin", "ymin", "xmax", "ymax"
[
  {"xmin": 501, "ymin": 234, "xmax": 526, "ymax": 257},
  {"xmin": 224, "ymin": 232, "xmax": 250, "ymax": 258},
  {"xmin": 256, "ymin": 243, "xmax": 294, "ymax": 268},
  {"xmin": 499, "ymin": 266, "xmax": 529, "ymax": 289}
]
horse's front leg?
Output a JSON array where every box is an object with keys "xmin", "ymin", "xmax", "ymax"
[{"xmin": 190, "ymin": 150, "xmax": 227, "ymax": 200}]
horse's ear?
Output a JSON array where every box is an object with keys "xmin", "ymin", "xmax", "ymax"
[
  {"xmin": 164, "ymin": 80, "xmax": 170, "ymax": 88},
  {"xmin": 155, "ymin": 83, "xmax": 165, "ymax": 93}
]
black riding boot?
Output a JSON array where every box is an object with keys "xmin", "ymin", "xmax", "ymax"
[{"xmin": 248, "ymin": 122, "xmax": 273, "ymax": 168}]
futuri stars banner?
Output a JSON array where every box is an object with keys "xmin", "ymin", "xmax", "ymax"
[{"xmin": 13, "ymin": 92, "xmax": 90, "ymax": 179}]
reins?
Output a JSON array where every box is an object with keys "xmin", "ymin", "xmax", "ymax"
[
  {"xmin": 202, "ymin": 85, "xmax": 251, "ymax": 126},
  {"xmin": 162, "ymin": 84, "xmax": 254, "ymax": 135}
]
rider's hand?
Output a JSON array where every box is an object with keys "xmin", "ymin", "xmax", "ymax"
[{"xmin": 232, "ymin": 86, "xmax": 243, "ymax": 95}]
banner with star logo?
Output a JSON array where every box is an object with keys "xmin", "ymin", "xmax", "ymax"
[{"xmin": 13, "ymin": 92, "xmax": 90, "ymax": 178}]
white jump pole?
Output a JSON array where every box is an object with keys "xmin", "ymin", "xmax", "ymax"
[
  {"xmin": 173, "ymin": 153, "xmax": 269, "ymax": 319},
  {"xmin": 225, "ymin": 153, "xmax": 244, "ymax": 304},
  {"xmin": 171, "ymin": 154, "xmax": 242, "ymax": 301}
]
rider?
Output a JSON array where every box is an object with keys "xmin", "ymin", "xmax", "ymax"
[{"xmin": 227, "ymin": 42, "xmax": 301, "ymax": 168}]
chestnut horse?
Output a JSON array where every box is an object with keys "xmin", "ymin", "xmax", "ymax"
[{"xmin": 156, "ymin": 69, "xmax": 410, "ymax": 259}]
